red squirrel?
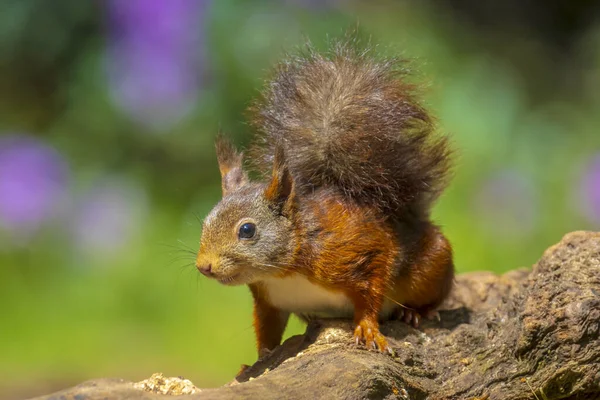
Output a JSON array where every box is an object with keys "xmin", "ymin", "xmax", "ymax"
[{"xmin": 196, "ymin": 39, "xmax": 454, "ymax": 355}]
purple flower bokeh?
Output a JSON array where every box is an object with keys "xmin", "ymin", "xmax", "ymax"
[
  {"xmin": 70, "ymin": 177, "xmax": 147, "ymax": 257},
  {"xmin": 473, "ymin": 170, "xmax": 538, "ymax": 238},
  {"xmin": 0, "ymin": 135, "xmax": 68, "ymax": 238},
  {"xmin": 578, "ymin": 154, "xmax": 600, "ymax": 225},
  {"xmin": 105, "ymin": 0, "xmax": 209, "ymax": 130}
]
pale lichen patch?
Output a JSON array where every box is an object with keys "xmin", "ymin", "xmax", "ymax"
[{"xmin": 134, "ymin": 372, "xmax": 199, "ymax": 395}]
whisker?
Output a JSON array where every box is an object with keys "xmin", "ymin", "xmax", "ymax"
[
  {"xmin": 166, "ymin": 251, "xmax": 197, "ymax": 257},
  {"xmin": 158, "ymin": 242, "xmax": 195, "ymax": 250},
  {"xmin": 192, "ymin": 212, "xmax": 203, "ymax": 225},
  {"xmin": 166, "ymin": 255, "xmax": 196, "ymax": 262},
  {"xmin": 160, "ymin": 252, "xmax": 197, "ymax": 261},
  {"xmin": 163, "ymin": 257, "xmax": 196, "ymax": 270},
  {"xmin": 383, "ymin": 294, "xmax": 412, "ymax": 310},
  {"xmin": 157, "ymin": 243, "xmax": 197, "ymax": 256},
  {"xmin": 176, "ymin": 239, "xmax": 198, "ymax": 253},
  {"xmin": 173, "ymin": 263, "xmax": 196, "ymax": 274}
]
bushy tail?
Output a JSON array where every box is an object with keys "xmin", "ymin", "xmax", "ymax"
[{"xmin": 248, "ymin": 38, "xmax": 452, "ymax": 216}]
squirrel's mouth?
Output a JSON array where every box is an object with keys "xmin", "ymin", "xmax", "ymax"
[{"xmin": 217, "ymin": 273, "xmax": 241, "ymax": 285}]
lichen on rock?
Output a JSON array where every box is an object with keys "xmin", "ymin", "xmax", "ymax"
[{"xmin": 134, "ymin": 373, "xmax": 199, "ymax": 395}]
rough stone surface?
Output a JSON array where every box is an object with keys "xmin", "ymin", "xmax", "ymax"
[{"xmin": 33, "ymin": 231, "xmax": 600, "ymax": 400}]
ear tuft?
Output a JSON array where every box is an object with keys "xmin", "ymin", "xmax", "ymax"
[
  {"xmin": 216, "ymin": 134, "xmax": 249, "ymax": 196},
  {"xmin": 264, "ymin": 146, "xmax": 295, "ymax": 215}
]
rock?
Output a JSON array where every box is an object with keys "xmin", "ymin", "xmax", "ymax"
[{"xmin": 32, "ymin": 231, "xmax": 600, "ymax": 400}]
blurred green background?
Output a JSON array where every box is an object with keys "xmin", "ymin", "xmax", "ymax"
[{"xmin": 1, "ymin": 0, "xmax": 599, "ymax": 398}]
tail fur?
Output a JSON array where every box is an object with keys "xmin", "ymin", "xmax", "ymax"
[{"xmin": 248, "ymin": 38, "xmax": 452, "ymax": 216}]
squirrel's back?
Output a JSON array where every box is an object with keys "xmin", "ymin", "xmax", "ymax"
[{"xmin": 248, "ymin": 39, "xmax": 452, "ymax": 216}]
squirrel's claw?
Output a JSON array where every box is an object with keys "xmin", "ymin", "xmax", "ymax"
[
  {"xmin": 413, "ymin": 313, "xmax": 420, "ymax": 328},
  {"xmin": 396, "ymin": 308, "xmax": 441, "ymax": 328},
  {"xmin": 353, "ymin": 319, "xmax": 392, "ymax": 355},
  {"xmin": 425, "ymin": 310, "xmax": 441, "ymax": 322},
  {"xmin": 396, "ymin": 308, "xmax": 421, "ymax": 329}
]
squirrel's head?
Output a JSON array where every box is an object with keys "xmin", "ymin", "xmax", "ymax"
[{"xmin": 196, "ymin": 137, "xmax": 296, "ymax": 286}]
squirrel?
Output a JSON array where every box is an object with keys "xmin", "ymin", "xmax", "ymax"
[{"xmin": 196, "ymin": 39, "xmax": 454, "ymax": 356}]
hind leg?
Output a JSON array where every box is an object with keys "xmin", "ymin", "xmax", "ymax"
[{"xmin": 389, "ymin": 225, "xmax": 454, "ymax": 328}]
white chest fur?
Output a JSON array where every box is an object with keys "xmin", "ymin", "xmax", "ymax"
[
  {"xmin": 261, "ymin": 275, "xmax": 354, "ymax": 318},
  {"xmin": 260, "ymin": 275, "xmax": 397, "ymax": 319}
]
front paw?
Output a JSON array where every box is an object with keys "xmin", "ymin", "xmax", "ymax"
[{"xmin": 353, "ymin": 319, "xmax": 394, "ymax": 355}]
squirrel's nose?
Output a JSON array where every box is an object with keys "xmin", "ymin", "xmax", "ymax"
[{"xmin": 197, "ymin": 263, "xmax": 213, "ymax": 277}]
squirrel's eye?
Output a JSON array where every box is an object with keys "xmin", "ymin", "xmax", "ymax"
[{"xmin": 238, "ymin": 222, "xmax": 257, "ymax": 239}]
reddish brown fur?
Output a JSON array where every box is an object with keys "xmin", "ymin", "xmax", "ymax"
[
  {"xmin": 296, "ymin": 193, "xmax": 397, "ymax": 351},
  {"xmin": 388, "ymin": 224, "xmax": 454, "ymax": 313},
  {"xmin": 249, "ymin": 283, "xmax": 290, "ymax": 352}
]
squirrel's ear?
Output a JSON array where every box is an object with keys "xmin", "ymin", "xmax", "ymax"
[
  {"xmin": 265, "ymin": 146, "xmax": 295, "ymax": 215},
  {"xmin": 215, "ymin": 135, "xmax": 249, "ymax": 197}
]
